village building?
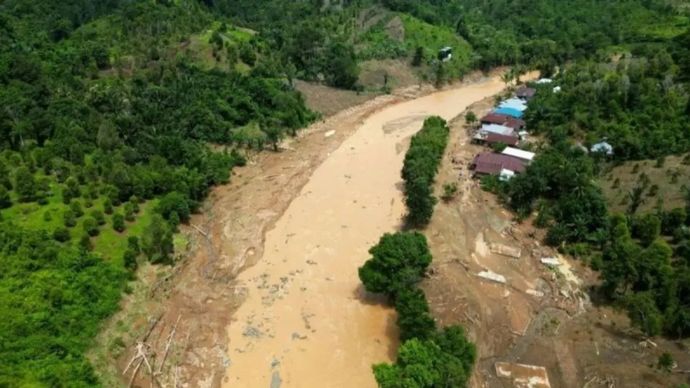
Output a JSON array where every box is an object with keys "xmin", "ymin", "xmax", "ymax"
[
  {"xmin": 499, "ymin": 98, "xmax": 528, "ymax": 112},
  {"xmin": 473, "ymin": 132, "xmax": 519, "ymax": 147},
  {"xmin": 471, "ymin": 152, "xmax": 526, "ymax": 176},
  {"xmin": 516, "ymin": 86, "xmax": 536, "ymax": 100},
  {"xmin": 493, "ymin": 107, "xmax": 524, "ymax": 119},
  {"xmin": 479, "ymin": 124, "xmax": 515, "ymax": 137},
  {"xmin": 501, "ymin": 147, "xmax": 536, "ymax": 163},
  {"xmin": 591, "ymin": 141, "xmax": 614, "ymax": 156}
]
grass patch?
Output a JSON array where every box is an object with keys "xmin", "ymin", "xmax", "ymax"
[{"xmin": 598, "ymin": 153, "xmax": 690, "ymax": 213}]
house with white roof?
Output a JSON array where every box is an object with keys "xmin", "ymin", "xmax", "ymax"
[
  {"xmin": 479, "ymin": 124, "xmax": 515, "ymax": 137},
  {"xmin": 501, "ymin": 147, "xmax": 536, "ymax": 163}
]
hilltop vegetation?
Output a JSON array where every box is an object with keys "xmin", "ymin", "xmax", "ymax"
[{"xmin": 1, "ymin": 0, "xmax": 689, "ymax": 385}]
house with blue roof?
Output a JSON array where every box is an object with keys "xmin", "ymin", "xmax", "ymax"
[{"xmin": 493, "ymin": 107, "xmax": 524, "ymax": 119}]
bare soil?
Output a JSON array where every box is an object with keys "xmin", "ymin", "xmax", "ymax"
[{"xmin": 422, "ymin": 97, "xmax": 690, "ymax": 388}]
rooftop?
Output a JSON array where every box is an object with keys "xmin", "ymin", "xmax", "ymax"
[
  {"xmin": 472, "ymin": 152, "xmax": 526, "ymax": 175},
  {"xmin": 502, "ymin": 147, "xmax": 535, "ymax": 161}
]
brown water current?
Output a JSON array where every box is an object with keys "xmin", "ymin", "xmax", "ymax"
[{"xmin": 223, "ymin": 76, "xmax": 507, "ymax": 387}]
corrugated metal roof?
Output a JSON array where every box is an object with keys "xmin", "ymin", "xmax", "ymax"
[
  {"xmin": 480, "ymin": 124, "xmax": 514, "ymax": 136},
  {"xmin": 481, "ymin": 112, "xmax": 510, "ymax": 125},
  {"xmin": 472, "ymin": 153, "xmax": 526, "ymax": 175},
  {"xmin": 516, "ymin": 86, "xmax": 536, "ymax": 99},
  {"xmin": 501, "ymin": 147, "xmax": 535, "ymax": 161},
  {"xmin": 485, "ymin": 133, "xmax": 519, "ymax": 146},
  {"xmin": 493, "ymin": 107, "xmax": 524, "ymax": 118},
  {"xmin": 499, "ymin": 98, "xmax": 527, "ymax": 112}
]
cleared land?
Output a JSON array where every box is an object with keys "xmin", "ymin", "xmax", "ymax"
[{"xmin": 598, "ymin": 154, "xmax": 690, "ymax": 213}]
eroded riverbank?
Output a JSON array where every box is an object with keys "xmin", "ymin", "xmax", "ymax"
[{"xmin": 223, "ymin": 76, "xmax": 508, "ymax": 387}]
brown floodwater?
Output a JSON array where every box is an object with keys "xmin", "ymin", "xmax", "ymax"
[{"xmin": 223, "ymin": 76, "xmax": 507, "ymax": 388}]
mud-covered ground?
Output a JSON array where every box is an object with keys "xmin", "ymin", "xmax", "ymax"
[{"xmin": 422, "ymin": 97, "xmax": 690, "ymax": 388}]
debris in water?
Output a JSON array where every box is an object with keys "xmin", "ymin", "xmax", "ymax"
[
  {"xmin": 270, "ymin": 371, "xmax": 282, "ymax": 388},
  {"xmin": 243, "ymin": 325, "xmax": 262, "ymax": 338},
  {"xmin": 291, "ymin": 332, "xmax": 307, "ymax": 340}
]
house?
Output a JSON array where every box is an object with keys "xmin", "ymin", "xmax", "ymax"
[
  {"xmin": 479, "ymin": 124, "xmax": 515, "ymax": 137},
  {"xmin": 480, "ymin": 113, "xmax": 526, "ymax": 130},
  {"xmin": 485, "ymin": 133, "xmax": 519, "ymax": 146},
  {"xmin": 471, "ymin": 152, "xmax": 526, "ymax": 175},
  {"xmin": 481, "ymin": 112, "xmax": 510, "ymax": 125},
  {"xmin": 504, "ymin": 117, "xmax": 526, "ymax": 130},
  {"xmin": 499, "ymin": 169, "xmax": 516, "ymax": 181},
  {"xmin": 501, "ymin": 147, "xmax": 535, "ymax": 163},
  {"xmin": 472, "ymin": 132, "xmax": 519, "ymax": 147},
  {"xmin": 516, "ymin": 86, "xmax": 536, "ymax": 100},
  {"xmin": 493, "ymin": 107, "xmax": 524, "ymax": 119},
  {"xmin": 499, "ymin": 98, "xmax": 528, "ymax": 112},
  {"xmin": 591, "ymin": 141, "xmax": 613, "ymax": 156},
  {"xmin": 438, "ymin": 47, "xmax": 452, "ymax": 62}
]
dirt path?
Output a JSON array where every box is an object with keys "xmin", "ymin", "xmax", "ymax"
[{"xmin": 222, "ymin": 76, "xmax": 508, "ymax": 387}]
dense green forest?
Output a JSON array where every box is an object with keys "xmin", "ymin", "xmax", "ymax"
[{"xmin": 1, "ymin": 0, "xmax": 689, "ymax": 386}]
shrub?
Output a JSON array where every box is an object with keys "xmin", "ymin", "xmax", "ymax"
[
  {"xmin": 103, "ymin": 198, "xmax": 113, "ymax": 215},
  {"xmin": 358, "ymin": 232, "xmax": 432, "ymax": 298},
  {"xmin": 83, "ymin": 217, "xmax": 99, "ymax": 237},
  {"xmin": 156, "ymin": 191, "xmax": 191, "ymax": 223},
  {"xmin": 0, "ymin": 186, "xmax": 12, "ymax": 209},
  {"xmin": 396, "ymin": 288, "xmax": 436, "ymax": 341},
  {"xmin": 402, "ymin": 117, "xmax": 449, "ymax": 227},
  {"xmin": 112, "ymin": 213, "xmax": 125, "ymax": 232},
  {"xmin": 441, "ymin": 182, "xmax": 458, "ymax": 202},
  {"xmin": 90, "ymin": 210, "xmax": 106, "ymax": 225},
  {"xmin": 79, "ymin": 234, "xmax": 93, "ymax": 251},
  {"xmin": 63, "ymin": 209, "xmax": 77, "ymax": 228},
  {"xmin": 53, "ymin": 227, "xmax": 71, "ymax": 242},
  {"xmin": 70, "ymin": 200, "xmax": 83, "ymax": 217}
]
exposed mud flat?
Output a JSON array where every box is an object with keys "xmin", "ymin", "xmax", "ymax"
[{"xmin": 223, "ymin": 77, "xmax": 509, "ymax": 387}]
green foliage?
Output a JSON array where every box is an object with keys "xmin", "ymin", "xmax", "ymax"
[
  {"xmin": 658, "ymin": 352, "xmax": 675, "ymax": 372},
  {"xmin": 155, "ymin": 191, "xmax": 191, "ymax": 223},
  {"xmin": 395, "ymin": 288, "xmax": 436, "ymax": 341},
  {"xmin": 112, "ymin": 213, "xmax": 125, "ymax": 233},
  {"xmin": 358, "ymin": 232, "xmax": 432, "ymax": 298},
  {"xmin": 0, "ymin": 186, "xmax": 11, "ymax": 209},
  {"xmin": 82, "ymin": 217, "xmax": 99, "ymax": 237},
  {"xmin": 441, "ymin": 182, "xmax": 458, "ymax": 202},
  {"xmin": 141, "ymin": 215, "xmax": 174, "ymax": 264},
  {"xmin": 14, "ymin": 166, "xmax": 36, "ymax": 202},
  {"xmin": 632, "ymin": 214, "xmax": 661, "ymax": 246},
  {"xmin": 0, "ymin": 223, "xmax": 126, "ymax": 386},
  {"xmin": 402, "ymin": 117, "xmax": 449, "ymax": 227},
  {"xmin": 373, "ymin": 327, "xmax": 475, "ymax": 388}
]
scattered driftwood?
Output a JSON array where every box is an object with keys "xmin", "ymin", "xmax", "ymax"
[
  {"xmin": 123, "ymin": 342, "xmax": 154, "ymax": 388},
  {"xmin": 157, "ymin": 315, "xmax": 181, "ymax": 374},
  {"xmin": 123, "ymin": 313, "xmax": 184, "ymax": 388},
  {"xmin": 190, "ymin": 223, "xmax": 208, "ymax": 238},
  {"xmin": 477, "ymin": 270, "xmax": 506, "ymax": 284},
  {"xmin": 490, "ymin": 243, "xmax": 521, "ymax": 259}
]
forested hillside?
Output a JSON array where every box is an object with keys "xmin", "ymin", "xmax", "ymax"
[{"xmin": 1, "ymin": 0, "xmax": 688, "ymax": 386}]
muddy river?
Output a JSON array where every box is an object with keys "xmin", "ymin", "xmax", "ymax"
[{"xmin": 223, "ymin": 76, "xmax": 506, "ymax": 387}]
